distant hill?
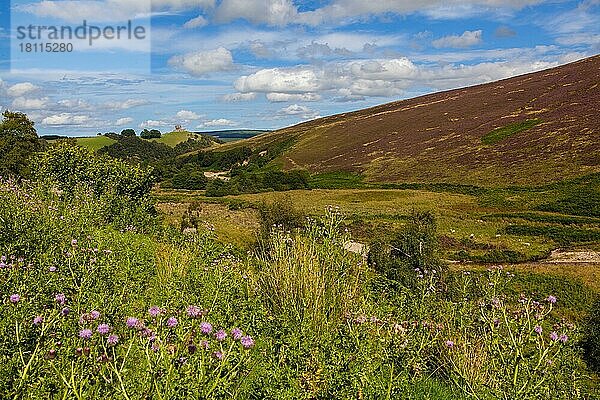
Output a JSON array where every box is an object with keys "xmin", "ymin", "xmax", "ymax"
[
  {"xmin": 195, "ymin": 130, "xmax": 270, "ymax": 142},
  {"xmin": 222, "ymin": 55, "xmax": 600, "ymax": 186}
]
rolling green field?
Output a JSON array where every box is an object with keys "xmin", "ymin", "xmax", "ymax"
[
  {"xmin": 153, "ymin": 179, "xmax": 600, "ymax": 266},
  {"xmin": 74, "ymin": 136, "xmax": 117, "ymax": 151},
  {"xmin": 150, "ymin": 130, "xmax": 201, "ymax": 147}
]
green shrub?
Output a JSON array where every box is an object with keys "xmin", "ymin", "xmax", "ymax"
[
  {"xmin": 582, "ymin": 298, "xmax": 600, "ymax": 373},
  {"xmin": 481, "ymin": 119, "xmax": 541, "ymax": 145}
]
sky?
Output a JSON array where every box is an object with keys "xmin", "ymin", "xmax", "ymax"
[{"xmin": 0, "ymin": 0, "xmax": 598, "ymax": 136}]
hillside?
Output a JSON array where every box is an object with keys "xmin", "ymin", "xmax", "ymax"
[{"xmin": 224, "ymin": 55, "xmax": 600, "ymax": 186}]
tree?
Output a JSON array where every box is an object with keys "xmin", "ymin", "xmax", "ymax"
[
  {"xmin": 121, "ymin": 129, "xmax": 136, "ymax": 137},
  {"xmin": 140, "ymin": 129, "xmax": 161, "ymax": 139},
  {"xmin": 0, "ymin": 111, "xmax": 42, "ymax": 178}
]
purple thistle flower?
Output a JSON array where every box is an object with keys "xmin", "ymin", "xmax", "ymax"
[
  {"xmin": 550, "ymin": 331, "xmax": 559, "ymax": 341},
  {"xmin": 200, "ymin": 340, "xmax": 209, "ymax": 350},
  {"xmin": 560, "ymin": 334, "xmax": 569, "ymax": 343},
  {"xmin": 212, "ymin": 351, "xmax": 224, "ymax": 360},
  {"xmin": 126, "ymin": 317, "xmax": 139, "ymax": 328},
  {"xmin": 215, "ymin": 329, "xmax": 227, "ymax": 342},
  {"xmin": 79, "ymin": 329, "xmax": 93, "ymax": 339},
  {"xmin": 71, "ymin": 239, "xmax": 77, "ymax": 246},
  {"xmin": 97, "ymin": 324, "xmax": 111, "ymax": 335},
  {"xmin": 167, "ymin": 317, "xmax": 178, "ymax": 328},
  {"xmin": 33, "ymin": 315, "xmax": 44, "ymax": 325},
  {"xmin": 534, "ymin": 325, "xmax": 543, "ymax": 334},
  {"xmin": 200, "ymin": 322, "xmax": 213, "ymax": 334},
  {"xmin": 9, "ymin": 294, "xmax": 20, "ymax": 304},
  {"xmin": 148, "ymin": 306, "xmax": 161, "ymax": 317},
  {"xmin": 231, "ymin": 328, "xmax": 243, "ymax": 340},
  {"xmin": 444, "ymin": 340, "xmax": 454, "ymax": 349},
  {"xmin": 241, "ymin": 336, "xmax": 255, "ymax": 349},
  {"xmin": 546, "ymin": 295, "xmax": 557, "ymax": 304},
  {"xmin": 49, "ymin": 266, "xmax": 57, "ymax": 272},
  {"xmin": 107, "ymin": 334, "xmax": 119, "ymax": 346},
  {"xmin": 151, "ymin": 342, "xmax": 160, "ymax": 352},
  {"xmin": 61, "ymin": 307, "xmax": 70, "ymax": 316},
  {"xmin": 55, "ymin": 293, "xmax": 66, "ymax": 305},
  {"xmin": 89, "ymin": 310, "xmax": 100, "ymax": 320},
  {"xmin": 186, "ymin": 305, "xmax": 201, "ymax": 318}
]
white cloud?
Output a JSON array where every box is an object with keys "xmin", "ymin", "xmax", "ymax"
[
  {"xmin": 57, "ymin": 99, "xmax": 93, "ymax": 111},
  {"xmin": 176, "ymin": 110, "xmax": 202, "ymax": 120},
  {"xmin": 103, "ymin": 99, "xmax": 150, "ymax": 110},
  {"xmin": 168, "ymin": 47, "xmax": 234, "ymax": 76},
  {"xmin": 266, "ymin": 92, "xmax": 321, "ymax": 102},
  {"xmin": 432, "ymin": 30, "xmax": 483, "ymax": 48},
  {"xmin": 183, "ymin": 15, "xmax": 208, "ymax": 29},
  {"xmin": 11, "ymin": 97, "xmax": 50, "ymax": 110},
  {"xmin": 6, "ymin": 83, "xmax": 39, "ymax": 98},
  {"xmin": 140, "ymin": 120, "xmax": 167, "ymax": 129},
  {"xmin": 295, "ymin": 0, "xmax": 543, "ymax": 26},
  {"xmin": 221, "ymin": 92, "xmax": 258, "ymax": 102},
  {"xmin": 23, "ymin": 0, "xmax": 214, "ymax": 23},
  {"xmin": 276, "ymin": 104, "xmax": 320, "ymax": 120},
  {"xmin": 235, "ymin": 67, "xmax": 323, "ymax": 94},
  {"xmin": 42, "ymin": 113, "xmax": 91, "ymax": 126},
  {"xmin": 231, "ymin": 55, "xmax": 562, "ymax": 101},
  {"xmin": 198, "ymin": 118, "xmax": 238, "ymax": 128},
  {"xmin": 115, "ymin": 117, "xmax": 134, "ymax": 126},
  {"xmin": 215, "ymin": 0, "xmax": 298, "ymax": 26}
]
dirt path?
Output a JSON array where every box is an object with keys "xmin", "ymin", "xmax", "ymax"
[{"xmin": 545, "ymin": 250, "xmax": 600, "ymax": 264}]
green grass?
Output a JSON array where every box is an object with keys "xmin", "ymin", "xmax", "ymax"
[
  {"xmin": 481, "ymin": 119, "xmax": 542, "ymax": 145},
  {"xmin": 309, "ymin": 171, "xmax": 365, "ymax": 189},
  {"xmin": 151, "ymin": 130, "xmax": 207, "ymax": 147},
  {"xmin": 75, "ymin": 136, "xmax": 117, "ymax": 151}
]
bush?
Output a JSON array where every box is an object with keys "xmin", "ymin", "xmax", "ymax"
[
  {"xmin": 34, "ymin": 141, "xmax": 156, "ymax": 202},
  {"xmin": 369, "ymin": 210, "xmax": 444, "ymax": 287},
  {"xmin": 171, "ymin": 171, "xmax": 208, "ymax": 190},
  {"xmin": 582, "ymin": 298, "xmax": 600, "ymax": 373}
]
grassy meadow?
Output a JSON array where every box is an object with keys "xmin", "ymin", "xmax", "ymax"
[{"xmin": 2, "ymin": 142, "xmax": 600, "ymax": 399}]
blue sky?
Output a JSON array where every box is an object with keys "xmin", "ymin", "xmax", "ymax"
[{"xmin": 0, "ymin": 0, "xmax": 598, "ymax": 136}]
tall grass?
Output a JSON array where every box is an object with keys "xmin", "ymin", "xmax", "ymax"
[{"xmin": 255, "ymin": 207, "xmax": 366, "ymax": 337}]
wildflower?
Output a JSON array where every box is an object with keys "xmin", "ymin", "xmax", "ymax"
[
  {"xmin": 97, "ymin": 354, "xmax": 110, "ymax": 364},
  {"xmin": 49, "ymin": 266, "xmax": 57, "ymax": 272},
  {"xmin": 79, "ymin": 329, "xmax": 93, "ymax": 339},
  {"xmin": 241, "ymin": 336, "xmax": 255, "ymax": 349},
  {"xmin": 151, "ymin": 342, "xmax": 160, "ymax": 352},
  {"xmin": 231, "ymin": 328, "xmax": 243, "ymax": 340},
  {"xmin": 354, "ymin": 314, "xmax": 367, "ymax": 324},
  {"xmin": 89, "ymin": 310, "xmax": 100, "ymax": 320},
  {"xmin": 550, "ymin": 331, "xmax": 559, "ymax": 341},
  {"xmin": 33, "ymin": 315, "xmax": 44, "ymax": 325},
  {"xmin": 55, "ymin": 293, "xmax": 66, "ymax": 305},
  {"xmin": 148, "ymin": 306, "xmax": 161, "ymax": 317},
  {"xmin": 213, "ymin": 351, "xmax": 224, "ymax": 360},
  {"xmin": 200, "ymin": 322, "xmax": 213, "ymax": 334},
  {"xmin": 215, "ymin": 329, "xmax": 227, "ymax": 342},
  {"xmin": 444, "ymin": 340, "xmax": 454, "ymax": 349},
  {"xmin": 546, "ymin": 295, "xmax": 557, "ymax": 304},
  {"xmin": 9, "ymin": 294, "xmax": 20, "ymax": 304},
  {"xmin": 83, "ymin": 347, "xmax": 91, "ymax": 356},
  {"xmin": 560, "ymin": 334, "xmax": 569, "ymax": 343},
  {"xmin": 71, "ymin": 239, "xmax": 77, "ymax": 246},
  {"xmin": 61, "ymin": 307, "xmax": 70, "ymax": 316},
  {"xmin": 200, "ymin": 340, "xmax": 209, "ymax": 350},
  {"xmin": 45, "ymin": 349, "xmax": 57, "ymax": 360},
  {"xmin": 107, "ymin": 335, "xmax": 119, "ymax": 346},
  {"xmin": 97, "ymin": 324, "xmax": 111, "ymax": 335},
  {"xmin": 126, "ymin": 317, "xmax": 139, "ymax": 328},
  {"xmin": 186, "ymin": 305, "xmax": 202, "ymax": 318},
  {"xmin": 75, "ymin": 348, "xmax": 83, "ymax": 357},
  {"xmin": 167, "ymin": 317, "xmax": 178, "ymax": 328},
  {"xmin": 534, "ymin": 325, "xmax": 543, "ymax": 334}
]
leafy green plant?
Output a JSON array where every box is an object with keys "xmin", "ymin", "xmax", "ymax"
[{"xmin": 481, "ymin": 119, "xmax": 541, "ymax": 145}]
